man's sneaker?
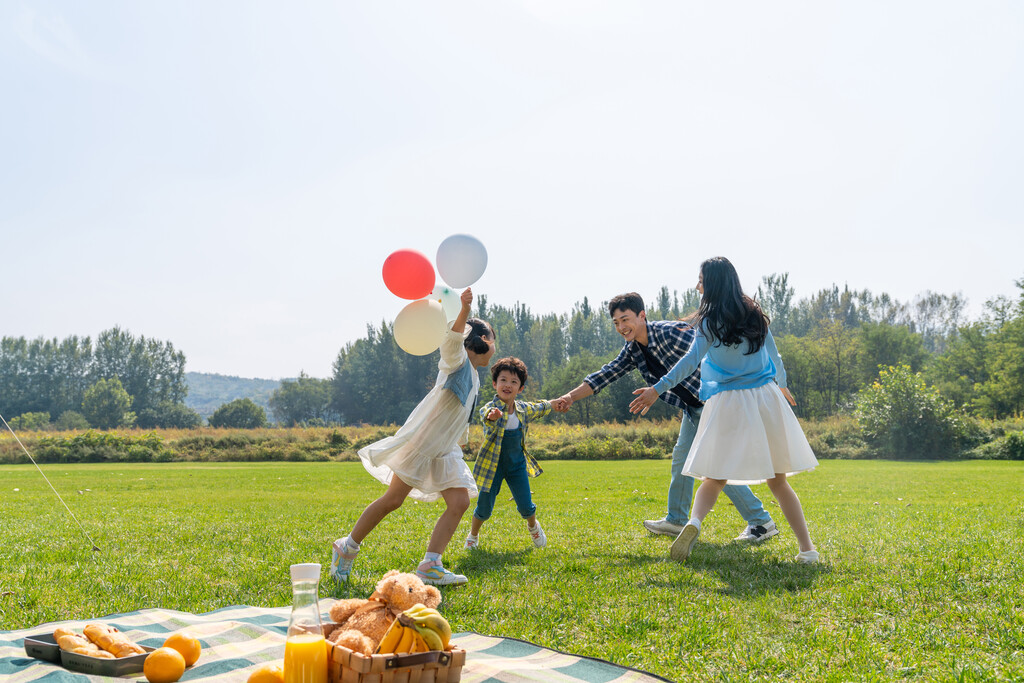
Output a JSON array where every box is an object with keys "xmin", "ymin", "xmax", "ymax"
[
  {"xmin": 795, "ymin": 549, "xmax": 820, "ymax": 564},
  {"xmin": 464, "ymin": 535, "xmax": 479, "ymax": 550},
  {"xmin": 330, "ymin": 537, "xmax": 358, "ymax": 582},
  {"xmin": 416, "ymin": 561, "xmax": 468, "ymax": 586},
  {"xmin": 669, "ymin": 522, "xmax": 700, "ymax": 562},
  {"xmin": 529, "ymin": 524, "xmax": 547, "ymax": 548},
  {"xmin": 734, "ymin": 520, "xmax": 779, "ymax": 543},
  {"xmin": 643, "ymin": 518, "xmax": 686, "ymax": 537}
]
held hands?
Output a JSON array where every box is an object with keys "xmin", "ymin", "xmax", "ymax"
[
  {"xmin": 629, "ymin": 387, "xmax": 659, "ymax": 416},
  {"xmin": 550, "ymin": 394, "xmax": 573, "ymax": 413}
]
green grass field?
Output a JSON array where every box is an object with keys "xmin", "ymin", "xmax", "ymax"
[{"xmin": 2, "ymin": 460, "xmax": 1022, "ymax": 681}]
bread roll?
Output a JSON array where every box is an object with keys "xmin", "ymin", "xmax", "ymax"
[{"xmin": 83, "ymin": 623, "xmax": 146, "ymax": 658}]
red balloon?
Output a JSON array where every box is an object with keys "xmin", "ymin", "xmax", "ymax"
[{"xmin": 382, "ymin": 249, "xmax": 435, "ymax": 299}]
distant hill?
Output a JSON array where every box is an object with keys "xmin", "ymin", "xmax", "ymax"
[{"xmin": 185, "ymin": 372, "xmax": 283, "ymax": 422}]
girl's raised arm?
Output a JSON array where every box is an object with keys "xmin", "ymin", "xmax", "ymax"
[{"xmin": 451, "ymin": 288, "xmax": 473, "ymax": 334}]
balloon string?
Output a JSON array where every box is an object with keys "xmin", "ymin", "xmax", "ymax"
[{"xmin": 0, "ymin": 412, "xmax": 101, "ymax": 552}]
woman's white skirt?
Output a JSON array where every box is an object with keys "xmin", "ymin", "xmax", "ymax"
[{"xmin": 682, "ymin": 382, "xmax": 817, "ymax": 485}]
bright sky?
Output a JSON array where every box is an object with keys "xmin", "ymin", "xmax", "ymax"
[{"xmin": 3, "ymin": 2, "xmax": 1022, "ymax": 380}]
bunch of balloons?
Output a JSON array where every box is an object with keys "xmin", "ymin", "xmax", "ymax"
[{"xmin": 381, "ymin": 234, "xmax": 488, "ymax": 355}]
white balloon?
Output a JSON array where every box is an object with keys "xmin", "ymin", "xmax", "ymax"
[
  {"xmin": 436, "ymin": 234, "xmax": 487, "ymax": 288},
  {"xmin": 427, "ymin": 285, "xmax": 462, "ymax": 322},
  {"xmin": 393, "ymin": 299, "xmax": 447, "ymax": 356}
]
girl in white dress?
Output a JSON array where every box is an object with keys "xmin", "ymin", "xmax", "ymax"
[
  {"xmin": 630, "ymin": 257, "xmax": 819, "ymax": 564},
  {"xmin": 331, "ymin": 288, "xmax": 494, "ymax": 586}
]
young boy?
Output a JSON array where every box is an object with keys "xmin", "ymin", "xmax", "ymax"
[{"xmin": 465, "ymin": 357, "xmax": 557, "ymax": 550}]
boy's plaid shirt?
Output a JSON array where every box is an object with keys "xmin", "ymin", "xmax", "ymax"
[
  {"xmin": 473, "ymin": 395, "xmax": 552, "ymax": 493},
  {"xmin": 584, "ymin": 320, "xmax": 702, "ymax": 409}
]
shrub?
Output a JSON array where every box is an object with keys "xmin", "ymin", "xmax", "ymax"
[
  {"xmin": 352, "ymin": 430, "xmax": 393, "ymax": 450},
  {"xmin": 971, "ymin": 430, "xmax": 1024, "ymax": 460},
  {"xmin": 327, "ymin": 430, "xmax": 351, "ymax": 449},
  {"xmin": 31, "ymin": 430, "xmax": 170, "ymax": 463},
  {"xmin": 802, "ymin": 415, "xmax": 870, "ymax": 459},
  {"xmin": 854, "ymin": 365, "xmax": 975, "ymax": 459},
  {"xmin": 8, "ymin": 412, "xmax": 51, "ymax": 432}
]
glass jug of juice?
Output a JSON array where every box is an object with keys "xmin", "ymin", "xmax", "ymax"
[{"xmin": 283, "ymin": 563, "xmax": 328, "ymax": 683}]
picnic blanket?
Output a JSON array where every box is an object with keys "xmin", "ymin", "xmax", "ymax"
[{"xmin": 1, "ymin": 600, "xmax": 674, "ymax": 683}]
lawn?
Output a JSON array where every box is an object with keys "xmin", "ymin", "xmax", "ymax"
[{"xmin": 1, "ymin": 460, "xmax": 1022, "ymax": 682}]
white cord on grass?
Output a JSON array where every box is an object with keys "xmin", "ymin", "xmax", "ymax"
[{"xmin": 0, "ymin": 412, "xmax": 100, "ymax": 552}]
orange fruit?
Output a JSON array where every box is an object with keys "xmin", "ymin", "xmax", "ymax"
[
  {"xmin": 247, "ymin": 661, "xmax": 285, "ymax": 683},
  {"xmin": 143, "ymin": 647, "xmax": 186, "ymax": 683},
  {"xmin": 163, "ymin": 631, "xmax": 202, "ymax": 667}
]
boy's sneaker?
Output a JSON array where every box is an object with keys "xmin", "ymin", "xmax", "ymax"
[
  {"xmin": 529, "ymin": 523, "xmax": 547, "ymax": 548},
  {"xmin": 734, "ymin": 520, "xmax": 779, "ymax": 543},
  {"xmin": 330, "ymin": 537, "xmax": 359, "ymax": 582},
  {"xmin": 416, "ymin": 561, "xmax": 468, "ymax": 586},
  {"xmin": 643, "ymin": 518, "xmax": 686, "ymax": 537},
  {"xmin": 464, "ymin": 535, "xmax": 479, "ymax": 550},
  {"xmin": 669, "ymin": 522, "xmax": 700, "ymax": 562},
  {"xmin": 795, "ymin": 549, "xmax": 820, "ymax": 564}
]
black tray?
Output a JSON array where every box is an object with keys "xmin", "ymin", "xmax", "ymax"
[{"xmin": 24, "ymin": 633, "xmax": 154, "ymax": 676}]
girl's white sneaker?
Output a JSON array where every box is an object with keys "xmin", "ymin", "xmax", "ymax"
[
  {"xmin": 795, "ymin": 549, "xmax": 819, "ymax": 564},
  {"xmin": 529, "ymin": 523, "xmax": 546, "ymax": 548},
  {"xmin": 670, "ymin": 522, "xmax": 700, "ymax": 562}
]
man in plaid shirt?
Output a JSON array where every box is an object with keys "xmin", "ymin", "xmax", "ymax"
[{"xmin": 557, "ymin": 292, "xmax": 778, "ymax": 543}]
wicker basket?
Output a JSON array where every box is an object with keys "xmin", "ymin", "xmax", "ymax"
[{"xmin": 329, "ymin": 642, "xmax": 465, "ymax": 683}]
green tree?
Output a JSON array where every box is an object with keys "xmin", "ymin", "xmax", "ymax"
[
  {"xmin": 757, "ymin": 273, "xmax": 795, "ymax": 335},
  {"xmin": 138, "ymin": 401, "xmax": 203, "ymax": 429},
  {"xmin": 927, "ymin": 323, "xmax": 988, "ymax": 411},
  {"xmin": 93, "ymin": 327, "xmax": 187, "ymax": 422},
  {"xmin": 854, "ymin": 365, "xmax": 973, "ymax": 459},
  {"xmin": 855, "ymin": 322, "xmax": 928, "ymax": 385},
  {"xmin": 208, "ymin": 398, "xmax": 267, "ymax": 429},
  {"xmin": 270, "ymin": 372, "xmax": 337, "ymax": 426},
  {"xmin": 927, "ymin": 277, "xmax": 1024, "ymax": 417},
  {"xmin": 81, "ymin": 377, "xmax": 136, "ymax": 430},
  {"xmin": 55, "ymin": 410, "xmax": 90, "ymax": 430}
]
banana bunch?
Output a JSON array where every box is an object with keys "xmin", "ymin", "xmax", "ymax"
[
  {"xmin": 403, "ymin": 603, "xmax": 452, "ymax": 650},
  {"xmin": 375, "ymin": 603, "xmax": 452, "ymax": 654}
]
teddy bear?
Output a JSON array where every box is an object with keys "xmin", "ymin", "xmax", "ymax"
[{"xmin": 325, "ymin": 570, "xmax": 442, "ymax": 655}]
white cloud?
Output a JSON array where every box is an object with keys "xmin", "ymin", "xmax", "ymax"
[{"xmin": 14, "ymin": 6, "xmax": 106, "ymax": 80}]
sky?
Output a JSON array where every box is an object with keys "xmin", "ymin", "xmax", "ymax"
[{"xmin": 2, "ymin": 1, "xmax": 1022, "ymax": 380}]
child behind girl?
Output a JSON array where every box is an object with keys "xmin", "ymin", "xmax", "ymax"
[
  {"xmin": 630, "ymin": 257, "xmax": 820, "ymax": 564},
  {"xmin": 330, "ymin": 288, "xmax": 494, "ymax": 586}
]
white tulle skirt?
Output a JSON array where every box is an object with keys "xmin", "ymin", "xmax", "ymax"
[
  {"xmin": 357, "ymin": 388, "xmax": 479, "ymax": 502},
  {"xmin": 682, "ymin": 382, "xmax": 817, "ymax": 485},
  {"xmin": 359, "ymin": 441, "xmax": 478, "ymax": 503}
]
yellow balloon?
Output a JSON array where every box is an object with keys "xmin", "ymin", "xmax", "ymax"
[{"xmin": 394, "ymin": 299, "xmax": 447, "ymax": 356}]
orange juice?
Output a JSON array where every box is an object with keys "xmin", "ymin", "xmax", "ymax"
[{"xmin": 283, "ymin": 633, "xmax": 328, "ymax": 683}]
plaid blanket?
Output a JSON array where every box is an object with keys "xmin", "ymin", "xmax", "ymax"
[{"xmin": 1, "ymin": 601, "xmax": 673, "ymax": 682}]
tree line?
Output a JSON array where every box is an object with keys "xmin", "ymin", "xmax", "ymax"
[
  {"xmin": 2, "ymin": 275, "xmax": 1021, "ymax": 431},
  {"xmin": 0, "ymin": 328, "xmax": 197, "ymax": 430},
  {"xmin": 331, "ymin": 275, "xmax": 1024, "ymax": 425}
]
